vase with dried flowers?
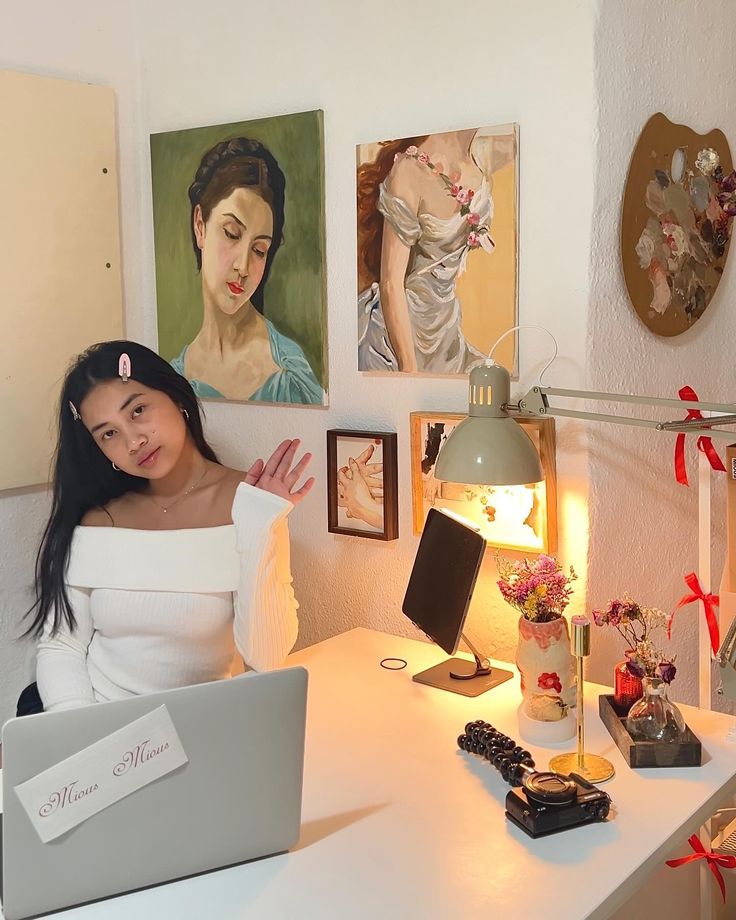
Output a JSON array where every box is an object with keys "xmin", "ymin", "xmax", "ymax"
[
  {"xmin": 592, "ymin": 596, "xmax": 678, "ymax": 716},
  {"xmin": 496, "ymin": 553, "xmax": 577, "ymax": 742}
]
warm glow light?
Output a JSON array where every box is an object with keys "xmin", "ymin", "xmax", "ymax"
[
  {"xmin": 437, "ymin": 480, "xmax": 547, "ymax": 552},
  {"xmin": 559, "ymin": 487, "xmax": 589, "ymax": 601}
]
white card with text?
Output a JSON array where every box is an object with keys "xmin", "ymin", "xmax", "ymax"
[{"xmin": 14, "ymin": 705, "xmax": 188, "ymax": 843}]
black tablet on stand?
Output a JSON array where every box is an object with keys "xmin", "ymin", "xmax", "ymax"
[{"xmin": 403, "ymin": 508, "xmax": 514, "ymax": 697}]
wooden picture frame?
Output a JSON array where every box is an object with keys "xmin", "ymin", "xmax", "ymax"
[
  {"xmin": 409, "ymin": 412, "xmax": 557, "ymax": 554},
  {"xmin": 327, "ymin": 429, "xmax": 398, "ymax": 541}
]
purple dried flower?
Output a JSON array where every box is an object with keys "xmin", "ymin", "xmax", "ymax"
[
  {"xmin": 658, "ymin": 661, "xmax": 677, "ymax": 684},
  {"xmin": 625, "ymin": 658, "xmax": 646, "ymax": 679}
]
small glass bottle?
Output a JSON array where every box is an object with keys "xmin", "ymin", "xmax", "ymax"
[
  {"xmin": 613, "ymin": 656, "xmax": 643, "ymax": 714},
  {"xmin": 626, "ymin": 676, "xmax": 685, "ymax": 742}
]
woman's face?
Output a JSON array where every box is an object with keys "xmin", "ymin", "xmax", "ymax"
[
  {"xmin": 194, "ymin": 187, "xmax": 274, "ymax": 316},
  {"xmin": 80, "ymin": 380, "xmax": 189, "ymax": 479}
]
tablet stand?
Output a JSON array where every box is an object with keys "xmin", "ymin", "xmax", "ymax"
[{"xmin": 412, "ymin": 632, "xmax": 514, "ymax": 698}]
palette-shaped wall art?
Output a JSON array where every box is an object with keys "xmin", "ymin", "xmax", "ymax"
[{"xmin": 621, "ymin": 113, "xmax": 735, "ymax": 336}]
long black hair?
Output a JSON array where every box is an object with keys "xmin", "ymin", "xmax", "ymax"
[
  {"xmin": 188, "ymin": 136, "xmax": 286, "ymax": 314},
  {"xmin": 24, "ymin": 340, "xmax": 219, "ymax": 638}
]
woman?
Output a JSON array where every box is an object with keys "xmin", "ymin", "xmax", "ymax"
[
  {"xmin": 21, "ymin": 340, "xmax": 313, "ymax": 714},
  {"xmin": 357, "ymin": 129, "xmax": 514, "ymax": 374},
  {"xmin": 171, "ymin": 137, "xmax": 324, "ymax": 404}
]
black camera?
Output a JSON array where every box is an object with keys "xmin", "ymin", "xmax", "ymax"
[
  {"xmin": 458, "ymin": 720, "xmax": 612, "ymax": 839},
  {"xmin": 505, "ymin": 770, "xmax": 611, "ymax": 839}
]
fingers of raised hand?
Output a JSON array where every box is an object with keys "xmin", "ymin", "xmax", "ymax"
[
  {"xmin": 263, "ymin": 439, "xmax": 294, "ymax": 478},
  {"xmin": 289, "ymin": 476, "xmax": 315, "ymax": 505},
  {"xmin": 245, "ymin": 458, "xmax": 265, "ymax": 485},
  {"xmin": 285, "ymin": 450, "xmax": 313, "ymax": 489},
  {"xmin": 275, "ymin": 438, "xmax": 300, "ymax": 479}
]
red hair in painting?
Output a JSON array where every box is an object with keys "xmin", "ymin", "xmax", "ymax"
[{"xmin": 356, "ymin": 135, "xmax": 428, "ymax": 292}]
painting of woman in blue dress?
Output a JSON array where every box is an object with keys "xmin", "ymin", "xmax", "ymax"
[{"xmin": 151, "ymin": 112, "xmax": 327, "ymax": 405}]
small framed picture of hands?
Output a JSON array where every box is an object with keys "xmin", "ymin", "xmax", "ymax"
[{"xmin": 326, "ymin": 430, "xmax": 398, "ymax": 540}]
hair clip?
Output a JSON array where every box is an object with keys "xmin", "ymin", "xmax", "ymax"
[
  {"xmin": 68, "ymin": 400, "xmax": 80, "ymax": 421},
  {"xmin": 118, "ymin": 353, "xmax": 131, "ymax": 383}
]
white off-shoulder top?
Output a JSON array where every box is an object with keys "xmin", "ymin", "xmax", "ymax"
[{"xmin": 36, "ymin": 483, "xmax": 298, "ymax": 712}]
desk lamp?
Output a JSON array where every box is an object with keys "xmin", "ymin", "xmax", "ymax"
[
  {"xmin": 435, "ymin": 325, "xmax": 736, "ymax": 708},
  {"xmin": 437, "ymin": 327, "xmax": 736, "ymax": 487}
]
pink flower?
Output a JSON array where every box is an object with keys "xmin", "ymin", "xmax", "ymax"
[
  {"xmin": 467, "ymin": 188, "xmax": 475, "ymax": 199},
  {"xmin": 450, "ymin": 184, "xmax": 461, "ymax": 197},
  {"xmin": 467, "ymin": 231, "xmax": 480, "ymax": 248},
  {"xmin": 538, "ymin": 672, "xmax": 562, "ymax": 694},
  {"xmin": 456, "ymin": 188, "xmax": 472, "ymax": 206},
  {"xmin": 466, "ymin": 212, "xmax": 480, "ymax": 227},
  {"xmin": 449, "ymin": 170, "xmax": 461, "ymax": 183},
  {"xmin": 418, "ymin": 151, "xmax": 429, "ymax": 165},
  {"xmin": 405, "ymin": 145, "xmax": 418, "ymax": 157},
  {"xmin": 432, "ymin": 162, "xmax": 444, "ymax": 175}
]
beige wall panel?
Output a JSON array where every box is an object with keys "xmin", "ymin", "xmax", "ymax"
[{"xmin": 0, "ymin": 70, "xmax": 123, "ymax": 490}]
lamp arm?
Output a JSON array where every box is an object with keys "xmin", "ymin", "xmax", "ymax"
[{"xmin": 512, "ymin": 385, "xmax": 736, "ymax": 441}]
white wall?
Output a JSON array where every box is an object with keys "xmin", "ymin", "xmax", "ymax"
[
  {"xmin": 586, "ymin": 0, "xmax": 736, "ymax": 712},
  {"xmin": 6, "ymin": 0, "xmax": 731, "ymax": 729},
  {"xmin": 0, "ymin": 0, "xmax": 143, "ymax": 726},
  {"xmin": 134, "ymin": 0, "xmax": 596, "ymax": 667}
]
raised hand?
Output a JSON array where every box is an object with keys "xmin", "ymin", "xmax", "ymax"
[{"xmin": 245, "ymin": 439, "xmax": 314, "ymax": 506}]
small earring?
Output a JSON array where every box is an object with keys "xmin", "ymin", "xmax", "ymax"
[
  {"xmin": 181, "ymin": 408, "xmax": 190, "ymax": 421},
  {"xmin": 112, "ymin": 462, "xmax": 121, "ymax": 472}
]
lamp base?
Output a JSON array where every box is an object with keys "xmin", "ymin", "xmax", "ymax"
[
  {"xmin": 412, "ymin": 658, "xmax": 514, "ymax": 697},
  {"xmin": 548, "ymin": 751, "xmax": 615, "ymax": 784}
]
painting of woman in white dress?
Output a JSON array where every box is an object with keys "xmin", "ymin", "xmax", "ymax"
[{"xmin": 357, "ymin": 124, "xmax": 518, "ymax": 375}]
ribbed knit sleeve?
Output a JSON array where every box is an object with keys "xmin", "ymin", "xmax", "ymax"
[
  {"xmin": 36, "ymin": 586, "xmax": 97, "ymax": 712},
  {"xmin": 231, "ymin": 482, "xmax": 299, "ymax": 671}
]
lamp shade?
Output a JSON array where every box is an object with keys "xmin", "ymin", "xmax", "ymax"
[{"xmin": 435, "ymin": 363, "xmax": 544, "ymax": 486}]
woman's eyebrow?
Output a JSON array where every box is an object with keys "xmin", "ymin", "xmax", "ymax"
[
  {"xmin": 224, "ymin": 212, "xmax": 246, "ymax": 228},
  {"xmin": 89, "ymin": 392, "xmax": 144, "ymax": 433}
]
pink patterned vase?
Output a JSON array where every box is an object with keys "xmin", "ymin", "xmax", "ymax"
[{"xmin": 516, "ymin": 615, "xmax": 576, "ymax": 722}]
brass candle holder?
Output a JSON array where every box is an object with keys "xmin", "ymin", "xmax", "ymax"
[{"xmin": 549, "ymin": 615, "xmax": 615, "ymax": 783}]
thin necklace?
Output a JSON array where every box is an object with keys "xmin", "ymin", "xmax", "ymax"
[{"xmin": 147, "ymin": 465, "xmax": 208, "ymax": 514}]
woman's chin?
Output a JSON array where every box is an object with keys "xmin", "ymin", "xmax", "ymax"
[{"xmin": 218, "ymin": 298, "xmax": 249, "ymax": 317}]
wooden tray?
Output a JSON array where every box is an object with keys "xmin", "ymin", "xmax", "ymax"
[{"xmin": 598, "ymin": 694, "xmax": 702, "ymax": 768}]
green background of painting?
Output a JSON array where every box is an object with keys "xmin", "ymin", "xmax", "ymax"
[{"xmin": 150, "ymin": 110, "xmax": 327, "ymax": 388}]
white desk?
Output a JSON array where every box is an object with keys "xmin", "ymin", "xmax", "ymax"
[{"xmin": 3, "ymin": 627, "xmax": 736, "ymax": 920}]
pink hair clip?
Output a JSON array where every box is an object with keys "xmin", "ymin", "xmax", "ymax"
[
  {"xmin": 68, "ymin": 400, "xmax": 80, "ymax": 421},
  {"xmin": 118, "ymin": 353, "xmax": 131, "ymax": 383}
]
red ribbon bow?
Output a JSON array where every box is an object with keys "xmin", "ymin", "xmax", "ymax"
[
  {"xmin": 668, "ymin": 572, "xmax": 720, "ymax": 657},
  {"xmin": 666, "ymin": 835, "xmax": 736, "ymax": 902},
  {"xmin": 674, "ymin": 386, "xmax": 726, "ymax": 486}
]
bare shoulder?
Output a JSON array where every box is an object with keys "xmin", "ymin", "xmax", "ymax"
[
  {"xmin": 79, "ymin": 493, "xmax": 137, "ymax": 528},
  {"xmin": 385, "ymin": 154, "xmax": 423, "ymax": 207},
  {"xmin": 204, "ymin": 464, "xmax": 251, "ymax": 507},
  {"xmin": 79, "ymin": 506, "xmax": 114, "ymax": 527},
  {"xmin": 219, "ymin": 465, "xmax": 253, "ymax": 490}
]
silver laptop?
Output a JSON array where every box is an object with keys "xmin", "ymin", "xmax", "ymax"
[{"xmin": 1, "ymin": 666, "xmax": 308, "ymax": 920}]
